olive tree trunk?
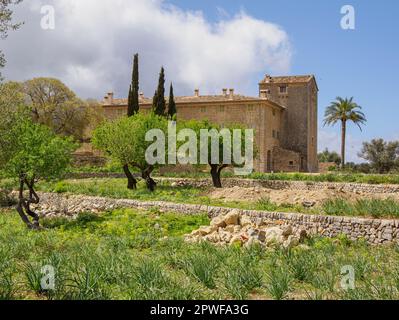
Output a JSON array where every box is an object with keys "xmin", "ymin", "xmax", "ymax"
[
  {"xmin": 123, "ymin": 164, "xmax": 137, "ymax": 190},
  {"xmin": 16, "ymin": 175, "xmax": 41, "ymax": 230}
]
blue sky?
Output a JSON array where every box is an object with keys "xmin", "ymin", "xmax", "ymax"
[
  {"xmin": 168, "ymin": 0, "xmax": 399, "ymax": 161},
  {"xmin": 3, "ymin": 0, "xmax": 398, "ymax": 162}
]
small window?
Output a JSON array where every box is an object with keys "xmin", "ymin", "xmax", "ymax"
[
  {"xmin": 201, "ymin": 106, "xmax": 206, "ymax": 113},
  {"xmin": 289, "ymin": 161, "xmax": 294, "ymax": 166},
  {"xmin": 272, "ymin": 109, "xmax": 276, "ymax": 116},
  {"xmin": 279, "ymin": 86, "xmax": 287, "ymax": 94},
  {"xmin": 272, "ymin": 130, "xmax": 276, "ymax": 138}
]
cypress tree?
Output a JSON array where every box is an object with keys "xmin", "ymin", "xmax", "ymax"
[
  {"xmin": 154, "ymin": 67, "xmax": 166, "ymax": 116},
  {"xmin": 168, "ymin": 83, "xmax": 177, "ymax": 120},
  {"xmin": 127, "ymin": 53, "xmax": 139, "ymax": 116},
  {"xmin": 152, "ymin": 90, "xmax": 158, "ymax": 113}
]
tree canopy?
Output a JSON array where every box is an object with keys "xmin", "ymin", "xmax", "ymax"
[
  {"xmin": 178, "ymin": 119, "xmax": 256, "ymax": 187},
  {"xmin": 127, "ymin": 53, "xmax": 139, "ymax": 116},
  {"xmin": 323, "ymin": 97, "xmax": 366, "ymax": 168},
  {"xmin": 0, "ymin": 117, "xmax": 76, "ymax": 228},
  {"xmin": 358, "ymin": 139, "xmax": 399, "ymax": 174},
  {"xmin": 93, "ymin": 112, "xmax": 168, "ymax": 191},
  {"xmin": 318, "ymin": 148, "xmax": 341, "ymax": 165}
]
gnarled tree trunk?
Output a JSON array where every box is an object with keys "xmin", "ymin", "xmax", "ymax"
[
  {"xmin": 141, "ymin": 165, "xmax": 157, "ymax": 192},
  {"xmin": 123, "ymin": 164, "xmax": 137, "ymax": 190},
  {"xmin": 210, "ymin": 164, "xmax": 228, "ymax": 188},
  {"xmin": 16, "ymin": 175, "xmax": 41, "ymax": 230}
]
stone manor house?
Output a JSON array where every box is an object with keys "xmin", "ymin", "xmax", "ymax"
[{"xmin": 102, "ymin": 75, "xmax": 319, "ymax": 173}]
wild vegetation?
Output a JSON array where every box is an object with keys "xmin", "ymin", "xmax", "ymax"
[
  {"xmin": 2, "ymin": 178, "xmax": 399, "ymax": 219},
  {"xmin": 0, "ymin": 207, "xmax": 398, "ymax": 300}
]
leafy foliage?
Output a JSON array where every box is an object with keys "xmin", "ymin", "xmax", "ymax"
[
  {"xmin": 0, "ymin": 118, "xmax": 76, "ymax": 181},
  {"xmin": 358, "ymin": 139, "xmax": 399, "ymax": 173},
  {"xmin": 318, "ymin": 148, "xmax": 341, "ymax": 165},
  {"xmin": 127, "ymin": 53, "xmax": 139, "ymax": 116},
  {"xmin": 323, "ymin": 97, "xmax": 366, "ymax": 167},
  {"xmin": 153, "ymin": 67, "xmax": 166, "ymax": 116}
]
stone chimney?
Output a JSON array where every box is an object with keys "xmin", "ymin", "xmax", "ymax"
[
  {"xmin": 259, "ymin": 89, "xmax": 270, "ymax": 100},
  {"xmin": 222, "ymin": 88, "xmax": 228, "ymax": 96},
  {"xmin": 108, "ymin": 92, "xmax": 114, "ymax": 104},
  {"xmin": 194, "ymin": 89, "xmax": 199, "ymax": 97},
  {"xmin": 260, "ymin": 90, "xmax": 268, "ymax": 99},
  {"xmin": 229, "ymin": 88, "xmax": 234, "ymax": 100},
  {"xmin": 104, "ymin": 92, "xmax": 114, "ymax": 105},
  {"xmin": 264, "ymin": 75, "xmax": 272, "ymax": 83}
]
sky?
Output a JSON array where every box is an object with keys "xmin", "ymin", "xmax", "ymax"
[{"xmin": 2, "ymin": 0, "xmax": 399, "ymax": 162}]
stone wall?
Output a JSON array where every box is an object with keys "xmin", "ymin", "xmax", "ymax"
[
  {"xmin": 166, "ymin": 178, "xmax": 399, "ymax": 194},
  {"xmin": 32, "ymin": 192, "xmax": 399, "ymax": 245}
]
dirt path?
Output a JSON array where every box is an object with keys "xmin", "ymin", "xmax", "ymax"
[{"xmin": 208, "ymin": 186, "xmax": 399, "ymax": 206}]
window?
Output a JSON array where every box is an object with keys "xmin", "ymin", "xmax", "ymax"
[
  {"xmin": 272, "ymin": 109, "xmax": 276, "ymax": 116},
  {"xmin": 289, "ymin": 161, "xmax": 294, "ymax": 166},
  {"xmin": 201, "ymin": 106, "xmax": 206, "ymax": 113},
  {"xmin": 272, "ymin": 130, "xmax": 276, "ymax": 138},
  {"xmin": 219, "ymin": 105, "xmax": 225, "ymax": 112},
  {"xmin": 279, "ymin": 86, "xmax": 287, "ymax": 94}
]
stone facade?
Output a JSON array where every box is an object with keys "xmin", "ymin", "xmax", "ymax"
[
  {"xmin": 259, "ymin": 75, "xmax": 319, "ymax": 172},
  {"xmin": 102, "ymin": 74, "xmax": 319, "ymax": 173},
  {"xmin": 32, "ymin": 192, "xmax": 399, "ymax": 245}
]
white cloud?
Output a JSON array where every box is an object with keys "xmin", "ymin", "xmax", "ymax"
[
  {"xmin": 3, "ymin": 0, "xmax": 292, "ymax": 99},
  {"xmin": 318, "ymin": 129, "xmax": 363, "ymax": 163}
]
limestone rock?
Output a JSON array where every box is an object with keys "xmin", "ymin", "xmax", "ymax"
[
  {"xmin": 240, "ymin": 215, "xmax": 252, "ymax": 227},
  {"xmin": 210, "ymin": 216, "xmax": 227, "ymax": 228},
  {"xmin": 223, "ymin": 210, "xmax": 240, "ymax": 225}
]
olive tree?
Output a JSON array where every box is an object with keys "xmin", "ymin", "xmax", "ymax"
[
  {"xmin": 358, "ymin": 139, "xmax": 399, "ymax": 174},
  {"xmin": 0, "ymin": 118, "xmax": 76, "ymax": 229},
  {"xmin": 178, "ymin": 119, "xmax": 256, "ymax": 188},
  {"xmin": 93, "ymin": 112, "xmax": 168, "ymax": 191}
]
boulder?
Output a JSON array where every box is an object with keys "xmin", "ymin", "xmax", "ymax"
[
  {"xmin": 283, "ymin": 235, "xmax": 300, "ymax": 249},
  {"xmin": 240, "ymin": 215, "xmax": 252, "ymax": 227},
  {"xmin": 223, "ymin": 210, "xmax": 240, "ymax": 225},
  {"xmin": 282, "ymin": 225, "xmax": 293, "ymax": 237},
  {"xmin": 264, "ymin": 227, "xmax": 285, "ymax": 245},
  {"xmin": 210, "ymin": 216, "xmax": 227, "ymax": 228}
]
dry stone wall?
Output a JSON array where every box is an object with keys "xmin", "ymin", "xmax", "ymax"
[{"xmin": 31, "ymin": 192, "xmax": 399, "ymax": 245}]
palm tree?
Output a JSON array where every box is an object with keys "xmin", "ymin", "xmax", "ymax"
[{"xmin": 323, "ymin": 97, "xmax": 366, "ymax": 169}]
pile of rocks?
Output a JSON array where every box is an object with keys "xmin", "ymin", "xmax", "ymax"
[{"xmin": 185, "ymin": 209, "xmax": 307, "ymax": 249}]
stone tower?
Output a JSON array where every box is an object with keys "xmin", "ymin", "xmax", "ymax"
[{"xmin": 259, "ymin": 75, "xmax": 319, "ymax": 172}]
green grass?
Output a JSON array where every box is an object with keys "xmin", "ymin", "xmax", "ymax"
[
  {"xmin": 322, "ymin": 198, "xmax": 399, "ymax": 218},
  {"xmin": 1, "ymin": 208, "xmax": 399, "ymax": 300}
]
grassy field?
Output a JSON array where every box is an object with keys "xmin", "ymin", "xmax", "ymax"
[
  {"xmin": 1, "ymin": 207, "xmax": 399, "ymax": 300},
  {"xmin": 2, "ymin": 178, "xmax": 399, "ymax": 219}
]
